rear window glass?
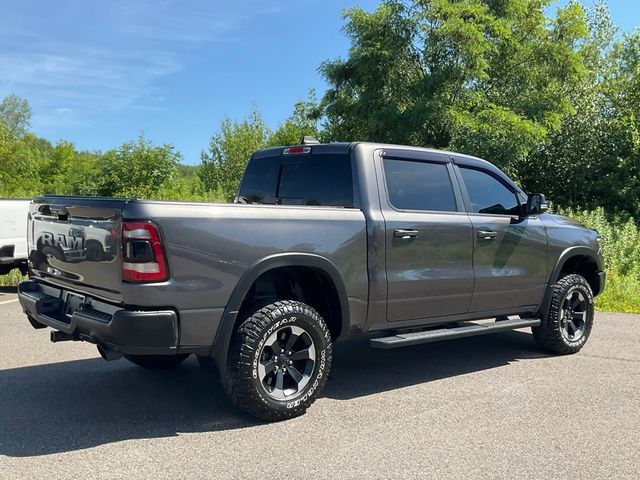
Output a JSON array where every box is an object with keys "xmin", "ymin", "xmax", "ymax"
[{"xmin": 238, "ymin": 154, "xmax": 354, "ymax": 207}]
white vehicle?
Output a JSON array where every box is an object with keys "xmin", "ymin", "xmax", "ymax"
[{"xmin": 0, "ymin": 199, "xmax": 30, "ymax": 275}]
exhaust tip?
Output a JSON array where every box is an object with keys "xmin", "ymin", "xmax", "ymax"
[{"xmin": 97, "ymin": 344, "xmax": 122, "ymax": 361}]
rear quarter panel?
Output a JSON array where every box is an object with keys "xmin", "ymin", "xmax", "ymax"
[{"xmin": 121, "ymin": 201, "xmax": 368, "ymax": 346}]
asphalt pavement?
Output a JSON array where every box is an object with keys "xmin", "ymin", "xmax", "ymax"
[{"xmin": 0, "ymin": 287, "xmax": 638, "ymax": 479}]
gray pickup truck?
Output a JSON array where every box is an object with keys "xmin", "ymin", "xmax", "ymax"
[{"xmin": 19, "ymin": 139, "xmax": 605, "ymax": 420}]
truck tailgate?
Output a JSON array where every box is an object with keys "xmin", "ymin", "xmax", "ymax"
[{"xmin": 28, "ymin": 196, "xmax": 129, "ymax": 302}]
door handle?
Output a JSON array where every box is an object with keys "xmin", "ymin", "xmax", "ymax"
[
  {"xmin": 477, "ymin": 230, "xmax": 497, "ymax": 240},
  {"xmin": 394, "ymin": 229, "xmax": 419, "ymax": 239}
]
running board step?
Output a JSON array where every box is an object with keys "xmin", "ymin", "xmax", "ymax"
[{"xmin": 370, "ymin": 318, "xmax": 541, "ymax": 349}]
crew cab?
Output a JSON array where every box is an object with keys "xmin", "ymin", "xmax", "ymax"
[{"xmin": 18, "ymin": 139, "xmax": 605, "ymax": 420}]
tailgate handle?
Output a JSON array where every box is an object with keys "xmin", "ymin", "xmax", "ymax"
[
  {"xmin": 477, "ymin": 230, "xmax": 497, "ymax": 240},
  {"xmin": 38, "ymin": 204, "xmax": 69, "ymax": 219},
  {"xmin": 394, "ymin": 229, "xmax": 419, "ymax": 239},
  {"xmin": 50, "ymin": 205, "xmax": 69, "ymax": 220}
]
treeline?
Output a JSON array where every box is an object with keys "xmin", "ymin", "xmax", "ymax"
[
  {"xmin": 1, "ymin": 0, "xmax": 639, "ymax": 221},
  {"xmin": 0, "ymin": 94, "xmax": 319, "ymax": 202}
]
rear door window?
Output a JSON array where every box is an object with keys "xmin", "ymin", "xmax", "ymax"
[{"xmin": 383, "ymin": 159, "xmax": 457, "ymax": 212}]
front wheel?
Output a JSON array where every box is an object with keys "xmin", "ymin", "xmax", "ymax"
[
  {"xmin": 532, "ymin": 274, "xmax": 594, "ymax": 354},
  {"xmin": 224, "ymin": 300, "xmax": 332, "ymax": 421}
]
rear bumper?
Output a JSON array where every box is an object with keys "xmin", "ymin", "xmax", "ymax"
[{"xmin": 18, "ymin": 279, "xmax": 178, "ymax": 355}]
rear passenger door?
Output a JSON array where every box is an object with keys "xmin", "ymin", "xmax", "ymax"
[
  {"xmin": 378, "ymin": 150, "xmax": 475, "ymax": 322},
  {"xmin": 454, "ymin": 163, "xmax": 548, "ymax": 313}
]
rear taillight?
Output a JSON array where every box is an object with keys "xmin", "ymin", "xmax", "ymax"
[{"xmin": 121, "ymin": 221, "xmax": 168, "ymax": 283}]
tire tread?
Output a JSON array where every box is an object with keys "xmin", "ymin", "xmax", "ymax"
[
  {"xmin": 224, "ymin": 300, "xmax": 332, "ymax": 421},
  {"xmin": 532, "ymin": 274, "xmax": 594, "ymax": 354}
]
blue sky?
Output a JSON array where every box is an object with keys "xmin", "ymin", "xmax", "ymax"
[{"xmin": 1, "ymin": 0, "xmax": 638, "ymax": 164}]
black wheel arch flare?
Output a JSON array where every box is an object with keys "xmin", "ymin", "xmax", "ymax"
[
  {"xmin": 212, "ymin": 253, "xmax": 350, "ymax": 376},
  {"xmin": 540, "ymin": 246, "xmax": 604, "ymax": 318}
]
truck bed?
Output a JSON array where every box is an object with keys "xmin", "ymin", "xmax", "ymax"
[{"xmin": 28, "ymin": 196, "xmax": 368, "ymax": 347}]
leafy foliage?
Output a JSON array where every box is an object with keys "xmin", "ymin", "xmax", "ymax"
[
  {"xmin": 199, "ymin": 93, "xmax": 320, "ymax": 201},
  {"xmin": 320, "ymin": 0, "xmax": 588, "ymax": 177},
  {"xmin": 0, "ymin": 94, "xmax": 32, "ymax": 137},
  {"xmin": 0, "ymin": 124, "xmax": 41, "ymax": 197},
  {"xmin": 525, "ymin": 3, "xmax": 640, "ymax": 218},
  {"xmin": 157, "ymin": 164, "xmax": 209, "ymax": 202},
  {"xmin": 562, "ymin": 207, "xmax": 640, "ymax": 279},
  {"xmin": 96, "ymin": 134, "xmax": 181, "ymax": 198},
  {"xmin": 559, "ymin": 207, "xmax": 640, "ymax": 313},
  {"xmin": 268, "ymin": 90, "xmax": 321, "ymax": 147},
  {"xmin": 199, "ymin": 109, "xmax": 269, "ymax": 202}
]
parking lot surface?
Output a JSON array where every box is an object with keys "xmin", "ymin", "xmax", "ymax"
[{"xmin": 1, "ymin": 287, "xmax": 638, "ymax": 479}]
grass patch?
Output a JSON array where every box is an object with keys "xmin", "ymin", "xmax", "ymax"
[
  {"xmin": 0, "ymin": 269, "xmax": 27, "ymax": 287},
  {"xmin": 595, "ymin": 273, "xmax": 640, "ymax": 313},
  {"xmin": 562, "ymin": 207, "xmax": 640, "ymax": 314}
]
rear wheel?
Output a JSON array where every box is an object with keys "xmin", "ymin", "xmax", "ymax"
[
  {"xmin": 124, "ymin": 354, "xmax": 190, "ymax": 369},
  {"xmin": 532, "ymin": 274, "xmax": 594, "ymax": 354},
  {"xmin": 224, "ymin": 300, "xmax": 332, "ymax": 421}
]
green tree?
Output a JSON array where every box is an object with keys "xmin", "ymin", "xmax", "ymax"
[
  {"xmin": 96, "ymin": 133, "xmax": 181, "ymax": 198},
  {"xmin": 267, "ymin": 90, "xmax": 321, "ymax": 147},
  {"xmin": 0, "ymin": 124, "xmax": 41, "ymax": 196},
  {"xmin": 602, "ymin": 31, "xmax": 640, "ymax": 218},
  {"xmin": 38, "ymin": 141, "xmax": 76, "ymax": 195},
  {"xmin": 157, "ymin": 164, "xmax": 207, "ymax": 201},
  {"xmin": 520, "ymin": 1, "xmax": 616, "ymax": 205},
  {"xmin": 68, "ymin": 150, "xmax": 102, "ymax": 196},
  {"xmin": 0, "ymin": 94, "xmax": 32, "ymax": 137},
  {"xmin": 523, "ymin": 2, "xmax": 640, "ymax": 218},
  {"xmin": 199, "ymin": 109, "xmax": 269, "ymax": 201},
  {"xmin": 320, "ymin": 0, "xmax": 589, "ymax": 176}
]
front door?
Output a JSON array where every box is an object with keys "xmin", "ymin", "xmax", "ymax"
[
  {"xmin": 456, "ymin": 165, "xmax": 548, "ymax": 312},
  {"xmin": 379, "ymin": 152, "xmax": 475, "ymax": 322}
]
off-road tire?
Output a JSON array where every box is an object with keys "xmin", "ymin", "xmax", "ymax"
[
  {"xmin": 124, "ymin": 353, "xmax": 190, "ymax": 369},
  {"xmin": 532, "ymin": 274, "xmax": 594, "ymax": 354},
  {"xmin": 224, "ymin": 300, "xmax": 332, "ymax": 421}
]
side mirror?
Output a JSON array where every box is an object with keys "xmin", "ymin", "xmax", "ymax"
[{"xmin": 526, "ymin": 193, "xmax": 548, "ymax": 216}]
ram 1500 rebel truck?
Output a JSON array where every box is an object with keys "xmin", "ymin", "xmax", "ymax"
[{"xmin": 18, "ymin": 139, "xmax": 605, "ymax": 420}]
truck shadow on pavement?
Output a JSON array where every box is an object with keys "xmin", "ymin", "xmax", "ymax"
[{"xmin": 0, "ymin": 330, "xmax": 545, "ymax": 457}]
